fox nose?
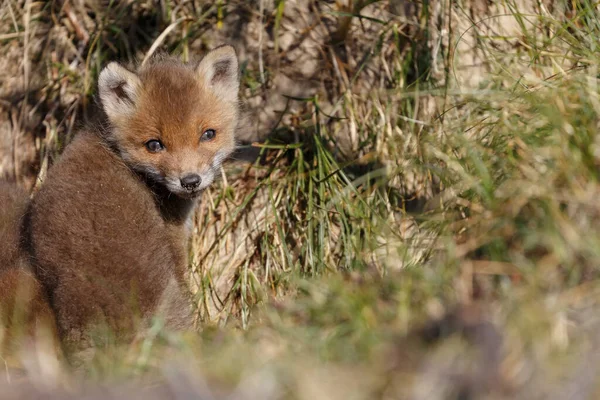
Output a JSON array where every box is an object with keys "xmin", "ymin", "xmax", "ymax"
[{"xmin": 180, "ymin": 174, "xmax": 201, "ymax": 190}]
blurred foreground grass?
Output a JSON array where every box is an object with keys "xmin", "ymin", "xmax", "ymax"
[{"xmin": 3, "ymin": 0, "xmax": 600, "ymax": 399}]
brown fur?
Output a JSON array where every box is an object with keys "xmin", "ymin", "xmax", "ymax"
[
  {"xmin": 0, "ymin": 181, "xmax": 62, "ymax": 367},
  {"xmin": 0, "ymin": 181, "xmax": 28, "ymax": 269},
  {"xmin": 0, "ymin": 267, "xmax": 61, "ymax": 363},
  {"xmin": 27, "ymin": 47, "xmax": 240, "ymax": 355}
]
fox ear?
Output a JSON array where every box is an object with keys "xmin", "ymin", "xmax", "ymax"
[
  {"xmin": 98, "ymin": 62, "xmax": 141, "ymax": 123},
  {"xmin": 196, "ymin": 45, "xmax": 239, "ymax": 103}
]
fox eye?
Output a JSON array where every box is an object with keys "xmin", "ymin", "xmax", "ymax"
[
  {"xmin": 145, "ymin": 140, "xmax": 165, "ymax": 153},
  {"xmin": 201, "ymin": 129, "xmax": 216, "ymax": 142}
]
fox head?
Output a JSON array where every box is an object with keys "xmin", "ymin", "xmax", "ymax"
[{"xmin": 97, "ymin": 46, "xmax": 240, "ymax": 198}]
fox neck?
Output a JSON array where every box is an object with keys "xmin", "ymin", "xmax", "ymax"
[
  {"xmin": 139, "ymin": 171, "xmax": 199, "ymax": 226},
  {"xmin": 158, "ymin": 193, "xmax": 198, "ymax": 228}
]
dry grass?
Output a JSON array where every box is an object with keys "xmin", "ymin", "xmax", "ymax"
[{"xmin": 3, "ymin": 0, "xmax": 600, "ymax": 398}]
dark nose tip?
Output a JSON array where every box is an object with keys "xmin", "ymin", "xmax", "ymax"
[{"xmin": 180, "ymin": 174, "xmax": 201, "ymax": 190}]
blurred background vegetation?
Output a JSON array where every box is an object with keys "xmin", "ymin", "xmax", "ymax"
[{"xmin": 3, "ymin": 0, "xmax": 600, "ymax": 398}]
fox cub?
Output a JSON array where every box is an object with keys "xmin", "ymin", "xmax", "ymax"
[{"xmin": 27, "ymin": 46, "xmax": 240, "ymax": 352}]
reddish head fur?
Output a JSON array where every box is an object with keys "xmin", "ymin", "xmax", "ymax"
[{"xmin": 99, "ymin": 46, "xmax": 239, "ymax": 197}]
